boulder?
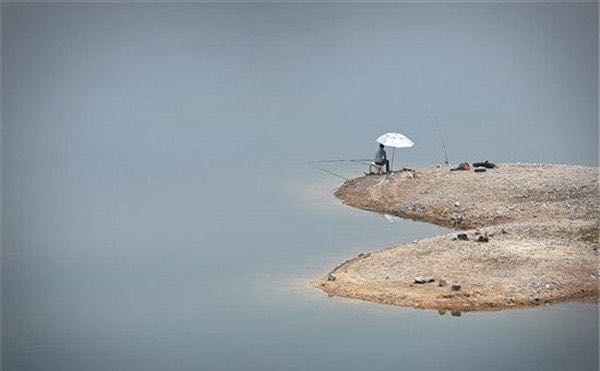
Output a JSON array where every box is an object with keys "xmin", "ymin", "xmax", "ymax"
[{"xmin": 414, "ymin": 276, "xmax": 435, "ymax": 284}]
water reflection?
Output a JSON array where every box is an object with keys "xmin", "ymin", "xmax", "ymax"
[{"xmin": 382, "ymin": 214, "xmax": 402, "ymax": 223}]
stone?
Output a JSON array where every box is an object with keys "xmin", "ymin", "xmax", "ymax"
[
  {"xmin": 477, "ymin": 235, "xmax": 489, "ymax": 243},
  {"xmin": 457, "ymin": 233, "xmax": 468, "ymax": 241},
  {"xmin": 438, "ymin": 279, "xmax": 447, "ymax": 287},
  {"xmin": 327, "ymin": 273, "xmax": 336, "ymax": 281},
  {"xmin": 451, "ymin": 284, "xmax": 462, "ymax": 291},
  {"xmin": 454, "ymin": 201, "xmax": 460, "ymax": 207},
  {"xmin": 414, "ymin": 276, "xmax": 435, "ymax": 284}
]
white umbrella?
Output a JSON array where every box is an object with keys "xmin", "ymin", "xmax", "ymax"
[{"xmin": 376, "ymin": 132, "xmax": 414, "ymax": 171}]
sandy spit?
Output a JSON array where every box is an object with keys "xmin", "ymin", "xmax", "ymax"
[{"xmin": 313, "ymin": 163, "xmax": 599, "ymax": 311}]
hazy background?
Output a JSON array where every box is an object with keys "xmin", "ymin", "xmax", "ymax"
[
  {"xmin": 3, "ymin": 2, "xmax": 598, "ymax": 172},
  {"xmin": 2, "ymin": 3, "xmax": 598, "ymax": 371}
]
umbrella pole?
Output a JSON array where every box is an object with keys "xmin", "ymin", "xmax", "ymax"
[{"xmin": 391, "ymin": 147, "xmax": 395, "ymax": 172}]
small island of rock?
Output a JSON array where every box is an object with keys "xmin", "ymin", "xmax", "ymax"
[{"xmin": 314, "ymin": 163, "xmax": 599, "ymax": 311}]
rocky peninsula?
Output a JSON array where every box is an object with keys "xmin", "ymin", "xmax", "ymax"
[{"xmin": 314, "ymin": 163, "xmax": 599, "ymax": 311}]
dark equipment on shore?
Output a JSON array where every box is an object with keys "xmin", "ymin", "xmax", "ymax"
[
  {"xmin": 449, "ymin": 160, "xmax": 495, "ymax": 172},
  {"xmin": 477, "ymin": 235, "xmax": 490, "ymax": 243},
  {"xmin": 473, "ymin": 160, "xmax": 496, "ymax": 169},
  {"xmin": 450, "ymin": 162, "xmax": 471, "ymax": 171}
]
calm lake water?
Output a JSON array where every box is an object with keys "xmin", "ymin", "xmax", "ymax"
[{"xmin": 3, "ymin": 3, "xmax": 598, "ymax": 371}]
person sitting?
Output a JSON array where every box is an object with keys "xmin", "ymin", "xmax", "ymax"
[{"xmin": 374, "ymin": 143, "xmax": 390, "ymax": 173}]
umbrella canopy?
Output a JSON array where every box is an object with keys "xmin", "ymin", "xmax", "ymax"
[{"xmin": 376, "ymin": 132, "xmax": 414, "ymax": 148}]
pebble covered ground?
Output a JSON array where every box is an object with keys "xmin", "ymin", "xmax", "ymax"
[{"xmin": 315, "ymin": 163, "xmax": 599, "ymax": 311}]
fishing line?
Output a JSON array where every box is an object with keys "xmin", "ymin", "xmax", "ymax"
[
  {"xmin": 309, "ymin": 161, "xmax": 351, "ymax": 181},
  {"xmin": 312, "ymin": 159, "xmax": 372, "ymax": 164},
  {"xmin": 309, "ymin": 158, "xmax": 373, "ymax": 181}
]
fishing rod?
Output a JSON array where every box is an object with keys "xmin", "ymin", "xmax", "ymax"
[
  {"xmin": 312, "ymin": 159, "xmax": 372, "ymax": 164},
  {"xmin": 309, "ymin": 158, "xmax": 372, "ymax": 181},
  {"xmin": 433, "ymin": 115, "xmax": 449, "ymax": 165},
  {"xmin": 309, "ymin": 161, "xmax": 351, "ymax": 181}
]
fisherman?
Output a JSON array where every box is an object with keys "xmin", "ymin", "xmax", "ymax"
[{"xmin": 374, "ymin": 143, "xmax": 390, "ymax": 173}]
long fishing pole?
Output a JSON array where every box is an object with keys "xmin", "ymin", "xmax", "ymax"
[
  {"xmin": 309, "ymin": 161, "xmax": 351, "ymax": 181},
  {"xmin": 433, "ymin": 115, "xmax": 449, "ymax": 165},
  {"xmin": 309, "ymin": 158, "xmax": 374, "ymax": 180},
  {"xmin": 312, "ymin": 159, "xmax": 372, "ymax": 164}
]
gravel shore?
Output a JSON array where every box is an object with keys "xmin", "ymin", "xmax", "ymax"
[{"xmin": 314, "ymin": 163, "xmax": 599, "ymax": 311}]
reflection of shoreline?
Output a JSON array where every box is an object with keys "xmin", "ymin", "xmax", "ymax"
[
  {"xmin": 314, "ymin": 163, "xmax": 599, "ymax": 311},
  {"xmin": 382, "ymin": 214, "xmax": 402, "ymax": 223}
]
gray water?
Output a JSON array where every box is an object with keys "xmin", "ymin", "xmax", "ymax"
[{"xmin": 2, "ymin": 3, "xmax": 598, "ymax": 371}]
